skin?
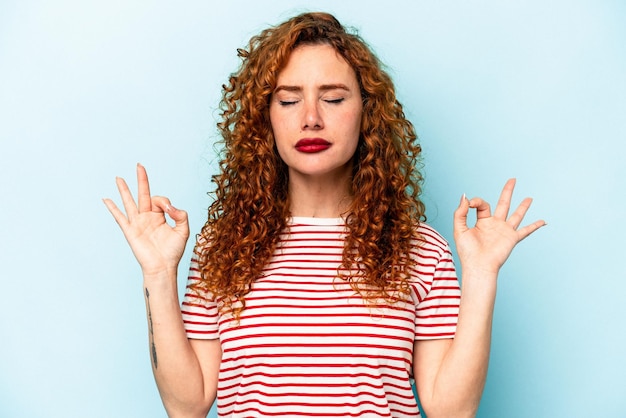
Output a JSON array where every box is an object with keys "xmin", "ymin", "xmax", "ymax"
[
  {"xmin": 269, "ymin": 44, "xmax": 363, "ymax": 217},
  {"xmin": 103, "ymin": 43, "xmax": 546, "ymax": 418},
  {"xmin": 104, "ymin": 167, "xmax": 219, "ymax": 417},
  {"xmin": 414, "ymin": 180, "xmax": 545, "ymax": 417}
]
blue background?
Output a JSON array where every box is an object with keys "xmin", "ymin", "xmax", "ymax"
[{"xmin": 1, "ymin": 1, "xmax": 624, "ymax": 417}]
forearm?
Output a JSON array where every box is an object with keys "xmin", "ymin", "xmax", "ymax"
[
  {"xmin": 143, "ymin": 270, "xmax": 216, "ymax": 417},
  {"xmin": 426, "ymin": 270, "xmax": 497, "ymax": 418},
  {"xmin": 421, "ymin": 179, "xmax": 545, "ymax": 417}
]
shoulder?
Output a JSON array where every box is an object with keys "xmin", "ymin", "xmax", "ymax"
[{"xmin": 413, "ymin": 222, "xmax": 452, "ymax": 256}]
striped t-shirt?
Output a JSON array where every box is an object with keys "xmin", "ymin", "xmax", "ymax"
[{"xmin": 182, "ymin": 217, "xmax": 461, "ymax": 417}]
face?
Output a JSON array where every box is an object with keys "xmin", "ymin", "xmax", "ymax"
[{"xmin": 269, "ymin": 43, "xmax": 363, "ymax": 184}]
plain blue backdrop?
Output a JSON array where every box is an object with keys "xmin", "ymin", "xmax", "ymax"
[{"xmin": 1, "ymin": 1, "xmax": 624, "ymax": 417}]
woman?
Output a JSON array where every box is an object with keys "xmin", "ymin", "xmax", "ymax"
[{"xmin": 104, "ymin": 12, "xmax": 545, "ymax": 418}]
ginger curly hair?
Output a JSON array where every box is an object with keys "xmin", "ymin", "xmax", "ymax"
[{"xmin": 194, "ymin": 12, "xmax": 425, "ymax": 318}]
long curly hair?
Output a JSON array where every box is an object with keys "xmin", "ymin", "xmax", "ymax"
[{"xmin": 194, "ymin": 12, "xmax": 425, "ymax": 318}]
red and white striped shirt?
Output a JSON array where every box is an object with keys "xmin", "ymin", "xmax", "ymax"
[{"xmin": 182, "ymin": 217, "xmax": 461, "ymax": 417}]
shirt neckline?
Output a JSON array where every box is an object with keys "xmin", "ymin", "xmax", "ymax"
[{"xmin": 289, "ymin": 216, "xmax": 345, "ymax": 226}]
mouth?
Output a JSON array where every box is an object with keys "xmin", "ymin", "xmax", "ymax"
[{"xmin": 295, "ymin": 138, "xmax": 331, "ymax": 153}]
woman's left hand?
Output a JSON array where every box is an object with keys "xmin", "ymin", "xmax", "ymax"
[{"xmin": 453, "ymin": 178, "xmax": 546, "ymax": 276}]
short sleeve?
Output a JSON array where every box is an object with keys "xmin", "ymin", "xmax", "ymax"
[
  {"xmin": 412, "ymin": 225, "xmax": 462, "ymax": 340},
  {"xmin": 180, "ymin": 255, "xmax": 220, "ymax": 340}
]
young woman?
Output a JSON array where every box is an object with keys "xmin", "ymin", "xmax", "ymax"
[{"xmin": 104, "ymin": 12, "xmax": 545, "ymax": 418}]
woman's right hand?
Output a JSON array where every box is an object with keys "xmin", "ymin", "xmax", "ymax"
[{"xmin": 103, "ymin": 164, "xmax": 190, "ymax": 277}]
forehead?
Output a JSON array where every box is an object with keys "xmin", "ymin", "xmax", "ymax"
[{"xmin": 276, "ymin": 43, "xmax": 357, "ymax": 85}]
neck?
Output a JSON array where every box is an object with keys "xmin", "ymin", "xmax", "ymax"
[{"xmin": 288, "ymin": 171, "xmax": 352, "ymax": 218}]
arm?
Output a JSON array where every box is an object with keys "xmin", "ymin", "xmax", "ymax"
[
  {"xmin": 103, "ymin": 164, "xmax": 220, "ymax": 417},
  {"xmin": 414, "ymin": 179, "xmax": 545, "ymax": 418}
]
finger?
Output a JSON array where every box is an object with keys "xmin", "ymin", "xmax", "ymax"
[
  {"xmin": 453, "ymin": 193, "xmax": 470, "ymax": 238},
  {"xmin": 102, "ymin": 198, "xmax": 130, "ymax": 230},
  {"xmin": 468, "ymin": 197, "xmax": 491, "ymax": 220},
  {"xmin": 151, "ymin": 196, "xmax": 169, "ymax": 214},
  {"xmin": 137, "ymin": 163, "xmax": 152, "ymax": 213},
  {"xmin": 115, "ymin": 176, "xmax": 138, "ymax": 218},
  {"xmin": 167, "ymin": 205, "xmax": 190, "ymax": 235},
  {"xmin": 507, "ymin": 197, "xmax": 533, "ymax": 229},
  {"xmin": 152, "ymin": 196, "xmax": 190, "ymax": 235},
  {"xmin": 493, "ymin": 178, "xmax": 516, "ymax": 220},
  {"xmin": 516, "ymin": 219, "xmax": 547, "ymax": 241}
]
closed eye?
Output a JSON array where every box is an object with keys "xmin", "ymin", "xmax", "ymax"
[
  {"xmin": 279, "ymin": 100, "xmax": 298, "ymax": 106},
  {"xmin": 324, "ymin": 98, "xmax": 345, "ymax": 104}
]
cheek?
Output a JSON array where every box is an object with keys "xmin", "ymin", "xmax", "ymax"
[
  {"xmin": 345, "ymin": 108, "xmax": 363, "ymax": 139},
  {"xmin": 269, "ymin": 112, "xmax": 289, "ymax": 159},
  {"xmin": 269, "ymin": 108, "xmax": 294, "ymax": 139}
]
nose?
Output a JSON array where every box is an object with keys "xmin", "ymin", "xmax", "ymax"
[{"xmin": 302, "ymin": 99, "xmax": 323, "ymax": 130}]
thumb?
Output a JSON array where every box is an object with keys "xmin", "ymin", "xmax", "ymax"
[
  {"xmin": 165, "ymin": 204, "xmax": 189, "ymax": 230},
  {"xmin": 453, "ymin": 193, "xmax": 470, "ymax": 238},
  {"xmin": 152, "ymin": 196, "xmax": 189, "ymax": 234}
]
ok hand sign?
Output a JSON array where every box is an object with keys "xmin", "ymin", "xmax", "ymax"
[
  {"xmin": 453, "ymin": 179, "xmax": 546, "ymax": 277},
  {"xmin": 103, "ymin": 164, "xmax": 190, "ymax": 277}
]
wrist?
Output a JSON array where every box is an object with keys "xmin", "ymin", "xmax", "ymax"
[
  {"xmin": 142, "ymin": 267, "xmax": 179, "ymax": 284},
  {"xmin": 459, "ymin": 268, "xmax": 498, "ymax": 297},
  {"xmin": 457, "ymin": 270, "xmax": 498, "ymax": 324}
]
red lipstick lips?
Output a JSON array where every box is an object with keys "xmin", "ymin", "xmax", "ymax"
[{"xmin": 295, "ymin": 138, "xmax": 331, "ymax": 153}]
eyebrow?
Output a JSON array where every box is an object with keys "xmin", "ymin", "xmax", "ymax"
[{"xmin": 274, "ymin": 83, "xmax": 351, "ymax": 93}]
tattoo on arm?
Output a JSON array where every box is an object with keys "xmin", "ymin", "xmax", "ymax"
[{"xmin": 145, "ymin": 288, "xmax": 158, "ymax": 369}]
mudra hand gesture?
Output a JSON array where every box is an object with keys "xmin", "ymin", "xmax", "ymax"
[
  {"xmin": 103, "ymin": 164, "xmax": 190, "ymax": 277},
  {"xmin": 453, "ymin": 178, "xmax": 546, "ymax": 277}
]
